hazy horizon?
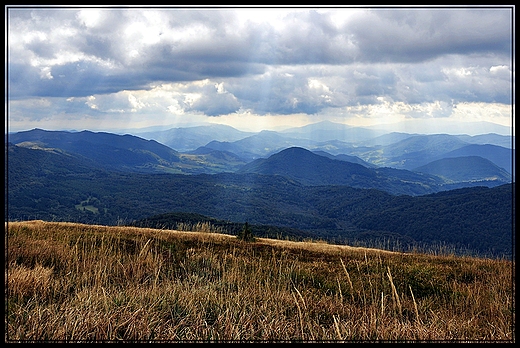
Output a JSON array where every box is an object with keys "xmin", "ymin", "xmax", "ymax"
[{"xmin": 5, "ymin": 118, "xmax": 514, "ymax": 138}]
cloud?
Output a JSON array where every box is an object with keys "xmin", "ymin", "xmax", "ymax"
[
  {"xmin": 346, "ymin": 8, "xmax": 512, "ymax": 63},
  {"xmin": 184, "ymin": 82, "xmax": 241, "ymax": 116},
  {"xmin": 6, "ymin": 6, "xmax": 514, "ymax": 133}
]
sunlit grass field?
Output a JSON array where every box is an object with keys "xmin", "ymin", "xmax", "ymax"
[{"xmin": 5, "ymin": 220, "xmax": 515, "ymax": 342}]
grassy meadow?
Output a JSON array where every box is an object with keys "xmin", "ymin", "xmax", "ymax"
[{"xmin": 5, "ymin": 220, "xmax": 515, "ymax": 342}]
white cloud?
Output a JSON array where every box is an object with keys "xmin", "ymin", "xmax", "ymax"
[
  {"xmin": 76, "ymin": 9, "xmax": 103, "ymax": 28},
  {"xmin": 6, "ymin": 6, "xmax": 514, "ymax": 136},
  {"xmin": 85, "ymin": 95, "xmax": 98, "ymax": 110},
  {"xmin": 39, "ymin": 67, "xmax": 53, "ymax": 79},
  {"xmin": 489, "ymin": 65, "xmax": 512, "ymax": 80}
]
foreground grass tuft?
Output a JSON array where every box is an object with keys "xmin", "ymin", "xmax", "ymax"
[{"xmin": 5, "ymin": 220, "xmax": 515, "ymax": 342}]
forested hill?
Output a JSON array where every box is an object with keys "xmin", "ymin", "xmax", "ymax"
[
  {"xmin": 5, "ymin": 142, "xmax": 514, "ymax": 258},
  {"xmin": 413, "ymin": 156, "xmax": 511, "ymax": 183},
  {"xmin": 238, "ymin": 146, "xmax": 446, "ymax": 195}
]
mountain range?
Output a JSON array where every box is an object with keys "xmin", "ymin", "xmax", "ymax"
[
  {"xmin": 6, "ymin": 128, "xmax": 248, "ymax": 174},
  {"xmin": 237, "ymin": 147, "xmax": 448, "ymax": 195},
  {"xmin": 5, "ymin": 121, "xmax": 515, "ymax": 258},
  {"xmin": 6, "ymin": 122, "xmax": 514, "ymax": 189}
]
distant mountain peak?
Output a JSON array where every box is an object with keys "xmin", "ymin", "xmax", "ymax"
[
  {"xmin": 414, "ymin": 156, "xmax": 512, "ymax": 183},
  {"xmin": 237, "ymin": 146, "xmax": 446, "ymax": 195}
]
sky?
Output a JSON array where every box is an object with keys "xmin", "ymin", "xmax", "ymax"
[{"xmin": 5, "ymin": 5, "xmax": 515, "ymax": 136}]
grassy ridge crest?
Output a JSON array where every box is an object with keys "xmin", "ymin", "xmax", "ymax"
[{"xmin": 5, "ymin": 220, "xmax": 515, "ymax": 342}]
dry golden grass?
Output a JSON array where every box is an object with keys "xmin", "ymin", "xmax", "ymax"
[{"xmin": 5, "ymin": 220, "xmax": 515, "ymax": 342}]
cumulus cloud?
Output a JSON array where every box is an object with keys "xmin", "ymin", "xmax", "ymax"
[
  {"xmin": 184, "ymin": 82, "xmax": 241, "ymax": 116},
  {"xmin": 6, "ymin": 5, "xmax": 514, "ymax": 133}
]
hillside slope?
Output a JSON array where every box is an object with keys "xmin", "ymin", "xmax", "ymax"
[
  {"xmin": 6, "ymin": 220, "xmax": 514, "ymax": 341},
  {"xmin": 6, "ymin": 142, "xmax": 513, "ymax": 258},
  {"xmin": 440, "ymin": 144, "xmax": 514, "ymax": 175},
  {"xmin": 238, "ymin": 147, "xmax": 488, "ymax": 196},
  {"xmin": 6, "ymin": 129, "xmax": 246, "ymax": 174},
  {"xmin": 414, "ymin": 156, "xmax": 512, "ymax": 183}
]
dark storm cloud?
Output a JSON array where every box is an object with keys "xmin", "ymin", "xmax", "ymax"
[
  {"xmin": 264, "ymin": 10, "xmax": 357, "ymax": 65},
  {"xmin": 346, "ymin": 8, "xmax": 512, "ymax": 63},
  {"xmin": 8, "ymin": 61, "xmax": 149, "ymax": 99}
]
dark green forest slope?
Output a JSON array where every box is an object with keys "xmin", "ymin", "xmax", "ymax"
[{"xmin": 6, "ymin": 143, "xmax": 513, "ymax": 258}]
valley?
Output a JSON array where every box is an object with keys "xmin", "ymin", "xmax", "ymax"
[{"xmin": 5, "ymin": 121, "xmax": 515, "ymax": 259}]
